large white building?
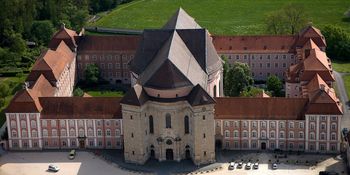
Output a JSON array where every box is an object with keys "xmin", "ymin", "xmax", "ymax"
[{"xmin": 4, "ymin": 8, "xmax": 343, "ymax": 165}]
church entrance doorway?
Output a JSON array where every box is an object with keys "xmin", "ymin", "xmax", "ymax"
[
  {"xmin": 185, "ymin": 149, "xmax": 191, "ymax": 159},
  {"xmin": 166, "ymin": 149, "xmax": 174, "ymax": 160},
  {"xmin": 261, "ymin": 142, "xmax": 266, "ymax": 150},
  {"xmin": 150, "ymin": 149, "xmax": 155, "ymax": 159}
]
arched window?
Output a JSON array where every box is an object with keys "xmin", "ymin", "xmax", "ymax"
[
  {"xmin": 61, "ymin": 129, "xmax": 66, "ymax": 136},
  {"xmin": 52, "ymin": 129, "xmax": 57, "ymax": 137},
  {"xmin": 184, "ymin": 116, "xmax": 189, "ymax": 134},
  {"xmin": 213, "ymin": 85, "xmax": 217, "ymax": 97},
  {"xmin": 31, "ymin": 120, "xmax": 36, "ymax": 128},
  {"xmin": 43, "ymin": 129, "xmax": 48, "ymax": 137},
  {"xmin": 21, "ymin": 120, "xmax": 26, "ymax": 128},
  {"xmin": 70, "ymin": 129, "xmax": 75, "ymax": 137},
  {"xmin": 79, "ymin": 129, "xmax": 85, "ymax": 137},
  {"xmin": 115, "ymin": 129, "xmax": 120, "ymax": 136},
  {"xmin": 10, "ymin": 120, "xmax": 16, "ymax": 128},
  {"xmin": 11, "ymin": 130, "xmax": 17, "ymax": 137},
  {"xmin": 88, "ymin": 129, "xmax": 93, "ymax": 137},
  {"xmin": 22, "ymin": 130, "xmax": 27, "ymax": 137},
  {"xmin": 32, "ymin": 130, "xmax": 38, "ymax": 137},
  {"xmin": 225, "ymin": 130, "xmax": 230, "ymax": 138},
  {"xmin": 165, "ymin": 113, "xmax": 171, "ymax": 128},
  {"xmin": 149, "ymin": 115, "xmax": 154, "ymax": 134},
  {"xmin": 106, "ymin": 129, "xmax": 111, "ymax": 136},
  {"xmin": 97, "ymin": 129, "xmax": 102, "ymax": 136}
]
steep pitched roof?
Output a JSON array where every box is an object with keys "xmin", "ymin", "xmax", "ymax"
[
  {"xmin": 163, "ymin": 8, "xmax": 201, "ymax": 29},
  {"xmin": 138, "ymin": 31, "xmax": 207, "ymax": 89},
  {"xmin": 144, "ymin": 60, "xmax": 193, "ymax": 89},
  {"xmin": 215, "ymin": 97, "xmax": 309, "ymax": 120},
  {"xmin": 39, "ymin": 97, "xmax": 122, "ymax": 119},
  {"xmin": 27, "ymin": 41, "xmax": 75, "ymax": 82},
  {"xmin": 5, "ymin": 89, "xmax": 42, "ymax": 113},
  {"xmin": 187, "ymin": 84, "xmax": 215, "ymax": 106},
  {"xmin": 120, "ymin": 84, "xmax": 148, "ymax": 106},
  {"xmin": 49, "ymin": 25, "xmax": 78, "ymax": 50}
]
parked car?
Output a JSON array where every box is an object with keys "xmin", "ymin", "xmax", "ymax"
[
  {"xmin": 237, "ymin": 162, "xmax": 243, "ymax": 169},
  {"xmin": 253, "ymin": 162, "xmax": 259, "ymax": 169},
  {"xmin": 48, "ymin": 164, "xmax": 60, "ymax": 172},
  {"xmin": 69, "ymin": 149, "xmax": 76, "ymax": 160},
  {"xmin": 245, "ymin": 162, "xmax": 252, "ymax": 170},
  {"xmin": 319, "ymin": 171, "xmax": 339, "ymax": 175},
  {"xmin": 228, "ymin": 162, "xmax": 235, "ymax": 170},
  {"xmin": 272, "ymin": 163, "xmax": 278, "ymax": 170}
]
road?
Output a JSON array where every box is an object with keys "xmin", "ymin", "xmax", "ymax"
[{"xmin": 333, "ymin": 71, "xmax": 350, "ymax": 129}]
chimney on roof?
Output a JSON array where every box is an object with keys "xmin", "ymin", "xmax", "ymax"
[{"xmin": 61, "ymin": 23, "xmax": 66, "ymax": 29}]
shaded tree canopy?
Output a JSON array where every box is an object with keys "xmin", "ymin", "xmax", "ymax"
[
  {"xmin": 322, "ymin": 25, "xmax": 350, "ymax": 61},
  {"xmin": 265, "ymin": 3, "xmax": 308, "ymax": 34},
  {"xmin": 85, "ymin": 64, "xmax": 100, "ymax": 85},
  {"xmin": 224, "ymin": 62, "xmax": 254, "ymax": 97},
  {"xmin": 266, "ymin": 75, "xmax": 283, "ymax": 97}
]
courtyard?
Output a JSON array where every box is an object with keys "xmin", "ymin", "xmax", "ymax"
[
  {"xmin": 0, "ymin": 151, "xmax": 140, "ymax": 175},
  {"xmin": 0, "ymin": 150, "xmax": 347, "ymax": 175}
]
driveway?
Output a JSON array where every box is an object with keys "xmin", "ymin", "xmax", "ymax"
[{"xmin": 333, "ymin": 71, "xmax": 350, "ymax": 129}]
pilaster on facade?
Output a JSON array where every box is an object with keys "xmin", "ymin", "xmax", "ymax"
[
  {"xmin": 304, "ymin": 115, "xmax": 310, "ymax": 151},
  {"xmin": 316, "ymin": 116, "xmax": 320, "ymax": 151}
]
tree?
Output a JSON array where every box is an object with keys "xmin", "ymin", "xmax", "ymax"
[
  {"xmin": 266, "ymin": 75, "xmax": 283, "ymax": 97},
  {"xmin": 240, "ymin": 86, "xmax": 265, "ymax": 97},
  {"xmin": 0, "ymin": 83, "xmax": 10, "ymax": 98},
  {"xmin": 31, "ymin": 20, "xmax": 55, "ymax": 45},
  {"xmin": 265, "ymin": 3, "xmax": 308, "ymax": 34},
  {"xmin": 85, "ymin": 64, "xmax": 99, "ymax": 85},
  {"xmin": 224, "ymin": 62, "xmax": 254, "ymax": 97},
  {"xmin": 265, "ymin": 11, "xmax": 287, "ymax": 34},
  {"xmin": 322, "ymin": 25, "xmax": 350, "ymax": 61},
  {"xmin": 73, "ymin": 87, "xmax": 84, "ymax": 97}
]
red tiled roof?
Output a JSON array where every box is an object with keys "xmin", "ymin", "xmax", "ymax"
[
  {"xmin": 77, "ymin": 35, "xmax": 141, "ymax": 52},
  {"xmin": 27, "ymin": 41, "xmax": 75, "ymax": 82},
  {"xmin": 214, "ymin": 97, "xmax": 308, "ymax": 120},
  {"xmin": 39, "ymin": 97, "xmax": 122, "ymax": 119},
  {"xmin": 212, "ymin": 35, "xmax": 297, "ymax": 53},
  {"xmin": 6, "ymin": 75, "xmax": 55, "ymax": 113},
  {"xmin": 49, "ymin": 26, "xmax": 78, "ymax": 50}
]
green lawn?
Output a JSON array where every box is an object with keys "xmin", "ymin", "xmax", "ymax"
[
  {"xmin": 86, "ymin": 90, "xmax": 124, "ymax": 97},
  {"xmin": 343, "ymin": 74, "xmax": 350, "ymax": 98},
  {"xmin": 332, "ymin": 60, "xmax": 350, "ymax": 73},
  {"xmin": 90, "ymin": 0, "xmax": 350, "ymax": 35}
]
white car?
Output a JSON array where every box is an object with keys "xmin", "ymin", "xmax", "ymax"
[
  {"xmin": 48, "ymin": 164, "xmax": 60, "ymax": 172},
  {"xmin": 228, "ymin": 162, "xmax": 235, "ymax": 170},
  {"xmin": 253, "ymin": 162, "xmax": 259, "ymax": 169},
  {"xmin": 245, "ymin": 162, "xmax": 252, "ymax": 170},
  {"xmin": 272, "ymin": 163, "xmax": 278, "ymax": 170}
]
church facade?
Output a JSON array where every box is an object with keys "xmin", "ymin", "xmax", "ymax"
[{"xmin": 4, "ymin": 8, "xmax": 343, "ymax": 165}]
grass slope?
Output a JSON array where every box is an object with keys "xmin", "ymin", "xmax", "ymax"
[
  {"xmin": 91, "ymin": 0, "xmax": 350, "ymax": 35},
  {"xmin": 332, "ymin": 60, "xmax": 350, "ymax": 73},
  {"xmin": 343, "ymin": 74, "xmax": 350, "ymax": 98}
]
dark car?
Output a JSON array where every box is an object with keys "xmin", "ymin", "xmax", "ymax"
[{"xmin": 319, "ymin": 171, "xmax": 339, "ymax": 175}]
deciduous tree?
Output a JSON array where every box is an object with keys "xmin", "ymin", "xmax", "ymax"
[
  {"xmin": 266, "ymin": 75, "xmax": 283, "ymax": 97},
  {"xmin": 85, "ymin": 64, "xmax": 100, "ymax": 85},
  {"xmin": 224, "ymin": 62, "xmax": 254, "ymax": 97}
]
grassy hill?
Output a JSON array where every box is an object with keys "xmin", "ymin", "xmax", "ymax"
[{"xmin": 90, "ymin": 0, "xmax": 350, "ymax": 35}]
